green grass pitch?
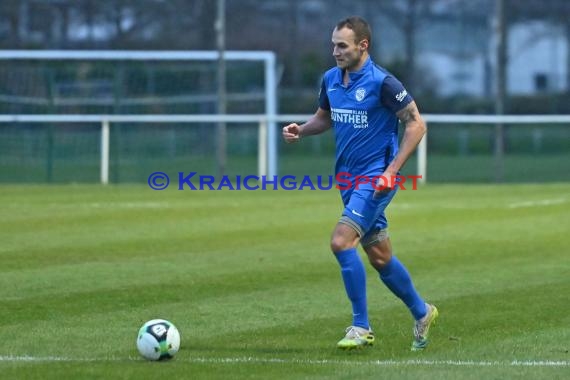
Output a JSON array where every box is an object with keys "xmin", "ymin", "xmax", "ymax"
[{"xmin": 0, "ymin": 183, "xmax": 568, "ymax": 379}]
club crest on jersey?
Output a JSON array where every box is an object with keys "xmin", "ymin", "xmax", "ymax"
[{"xmin": 355, "ymin": 88, "xmax": 366, "ymax": 101}]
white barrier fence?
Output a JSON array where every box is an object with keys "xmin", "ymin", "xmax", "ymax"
[{"xmin": 0, "ymin": 114, "xmax": 569, "ymax": 184}]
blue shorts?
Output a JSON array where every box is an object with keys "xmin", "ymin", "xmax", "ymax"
[{"xmin": 339, "ymin": 184, "xmax": 397, "ymax": 237}]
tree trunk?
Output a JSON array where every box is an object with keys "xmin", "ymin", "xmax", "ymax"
[
  {"xmin": 567, "ymin": 21, "xmax": 570, "ymax": 93},
  {"xmin": 494, "ymin": 0, "xmax": 507, "ymax": 183},
  {"xmin": 404, "ymin": 0, "xmax": 417, "ymax": 89}
]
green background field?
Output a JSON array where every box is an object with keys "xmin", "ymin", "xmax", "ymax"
[
  {"xmin": 1, "ymin": 123, "xmax": 569, "ymax": 184},
  {"xmin": 0, "ymin": 184, "xmax": 568, "ymax": 379}
]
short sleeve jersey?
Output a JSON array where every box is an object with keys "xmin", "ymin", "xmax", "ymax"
[{"xmin": 318, "ymin": 58, "xmax": 413, "ymax": 177}]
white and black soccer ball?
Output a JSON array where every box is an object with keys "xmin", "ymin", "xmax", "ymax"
[{"xmin": 136, "ymin": 319, "xmax": 180, "ymax": 361}]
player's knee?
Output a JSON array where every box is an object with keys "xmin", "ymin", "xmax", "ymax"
[
  {"xmin": 365, "ymin": 247, "xmax": 392, "ymax": 270},
  {"xmin": 367, "ymin": 254, "xmax": 390, "ymax": 269},
  {"xmin": 330, "ymin": 221, "xmax": 360, "ymax": 253},
  {"xmin": 330, "ymin": 235, "xmax": 353, "ymax": 253}
]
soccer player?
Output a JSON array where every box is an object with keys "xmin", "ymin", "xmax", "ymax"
[{"xmin": 282, "ymin": 16, "xmax": 438, "ymax": 351}]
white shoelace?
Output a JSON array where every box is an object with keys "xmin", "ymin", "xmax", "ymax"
[{"xmin": 344, "ymin": 326, "xmax": 370, "ymax": 339}]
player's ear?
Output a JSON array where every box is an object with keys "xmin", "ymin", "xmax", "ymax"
[{"xmin": 359, "ymin": 39, "xmax": 369, "ymax": 51}]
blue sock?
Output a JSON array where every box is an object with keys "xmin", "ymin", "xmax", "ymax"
[
  {"xmin": 379, "ymin": 256, "xmax": 427, "ymax": 320},
  {"xmin": 334, "ymin": 248, "xmax": 369, "ymax": 329}
]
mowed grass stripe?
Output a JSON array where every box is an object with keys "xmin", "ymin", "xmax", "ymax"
[
  {"xmin": 0, "ymin": 184, "xmax": 569, "ymax": 379},
  {"xmin": 2, "ymin": 263, "xmax": 567, "ymax": 358}
]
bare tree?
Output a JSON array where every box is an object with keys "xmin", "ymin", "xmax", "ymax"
[
  {"xmin": 0, "ymin": 1, "xmax": 23, "ymax": 47},
  {"xmin": 374, "ymin": 0, "xmax": 439, "ymax": 90}
]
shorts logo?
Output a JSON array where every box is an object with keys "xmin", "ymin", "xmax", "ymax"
[
  {"xmin": 355, "ymin": 88, "xmax": 366, "ymax": 101},
  {"xmin": 351, "ymin": 209, "xmax": 364, "ymax": 217}
]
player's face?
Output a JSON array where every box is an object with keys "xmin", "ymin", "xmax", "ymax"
[{"xmin": 332, "ymin": 27, "xmax": 368, "ymax": 72}]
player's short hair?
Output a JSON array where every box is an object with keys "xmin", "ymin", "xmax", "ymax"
[{"xmin": 336, "ymin": 16, "xmax": 372, "ymax": 46}]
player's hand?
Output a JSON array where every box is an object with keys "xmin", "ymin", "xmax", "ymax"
[
  {"xmin": 282, "ymin": 123, "xmax": 302, "ymax": 143},
  {"xmin": 373, "ymin": 170, "xmax": 396, "ymax": 198}
]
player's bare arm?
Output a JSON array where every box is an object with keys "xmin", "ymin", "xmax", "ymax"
[
  {"xmin": 375, "ymin": 101, "xmax": 426, "ymax": 195},
  {"xmin": 282, "ymin": 108, "xmax": 331, "ymax": 143},
  {"xmin": 385, "ymin": 101, "xmax": 426, "ymax": 175}
]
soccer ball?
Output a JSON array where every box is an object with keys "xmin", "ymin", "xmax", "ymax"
[{"xmin": 136, "ymin": 319, "xmax": 180, "ymax": 361}]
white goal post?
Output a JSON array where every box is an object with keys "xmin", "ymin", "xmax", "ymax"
[{"xmin": 0, "ymin": 49, "xmax": 278, "ymax": 178}]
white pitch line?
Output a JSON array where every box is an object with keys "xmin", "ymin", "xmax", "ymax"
[
  {"xmin": 508, "ymin": 198, "xmax": 566, "ymax": 209},
  {"xmin": 0, "ymin": 356, "xmax": 568, "ymax": 367}
]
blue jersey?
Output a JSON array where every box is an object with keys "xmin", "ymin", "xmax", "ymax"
[{"xmin": 319, "ymin": 58, "xmax": 413, "ymax": 177}]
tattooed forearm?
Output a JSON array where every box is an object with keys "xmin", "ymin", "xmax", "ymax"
[
  {"xmin": 384, "ymin": 100, "xmax": 426, "ymax": 173},
  {"xmin": 396, "ymin": 102, "xmax": 419, "ymax": 125}
]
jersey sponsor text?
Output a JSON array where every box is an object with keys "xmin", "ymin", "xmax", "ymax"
[{"xmin": 331, "ymin": 108, "xmax": 369, "ymax": 129}]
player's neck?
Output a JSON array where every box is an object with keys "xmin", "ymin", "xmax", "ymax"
[{"xmin": 343, "ymin": 53, "xmax": 369, "ymax": 84}]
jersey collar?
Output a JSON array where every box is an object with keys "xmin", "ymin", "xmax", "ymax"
[{"xmin": 336, "ymin": 57, "xmax": 372, "ymax": 87}]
